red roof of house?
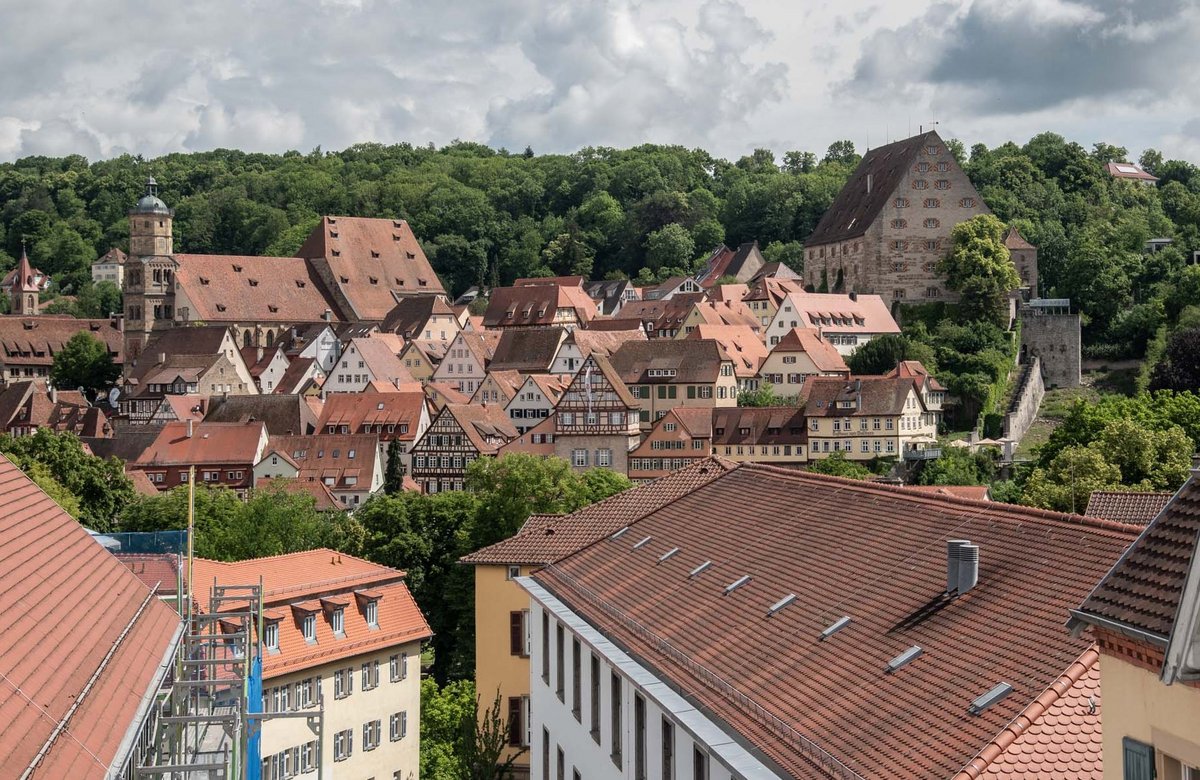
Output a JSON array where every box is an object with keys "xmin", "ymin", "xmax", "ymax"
[
  {"xmin": 1084, "ymin": 490, "xmax": 1173, "ymax": 525},
  {"xmin": 173, "ymin": 254, "xmax": 335, "ymax": 323},
  {"xmin": 0, "ymin": 454, "xmax": 181, "ymax": 779},
  {"xmin": 317, "ymin": 391, "xmax": 425, "ymax": 441},
  {"xmin": 192, "ymin": 549, "xmax": 430, "ymax": 678},
  {"xmin": 114, "ymin": 553, "xmax": 182, "ymax": 596},
  {"xmin": 0, "ymin": 316, "xmax": 124, "ymax": 368},
  {"xmin": 777, "ymin": 291, "xmax": 900, "ymax": 335},
  {"xmin": 135, "ymin": 421, "xmax": 267, "ymax": 467},
  {"xmin": 770, "ymin": 327, "xmax": 849, "ymax": 374},
  {"xmin": 905, "ymin": 484, "xmax": 991, "ymax": 501},
  {"xmin": 1003, "ymin": 227, "xmax": 1036, "ymax": 251},
  {"xmin": 483, "ymin": 284, "xmax": 598, "ymax": 328},
  {"xmin": 1104, "ymin": 161, "xmax": 1158, "ymax": 182},
  {"xmin": 532, "ymin": 463, "xmax": 1137, "ymax": 779},
  {"xmin": 295, "ymin": 216, "xmax": 445, "ymax": 320},
  {"xmin": 266, "ymin": 433, "xmax": 379, "ymax": 492}
]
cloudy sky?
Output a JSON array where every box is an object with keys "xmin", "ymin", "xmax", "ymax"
[{"xmin": 1, "ymin": 0, "xmax": 1197, "ymax": 164}]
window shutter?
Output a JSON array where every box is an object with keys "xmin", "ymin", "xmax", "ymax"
[{"xmin": 1122, "ymin": 737, "xmax": 1154, "ymax": 780}]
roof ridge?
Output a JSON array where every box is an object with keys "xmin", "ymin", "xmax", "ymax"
[
  {"xmin": 737, "ymin": 462, "xmax": 1143, "ymax": 535},
  {"xmin": 954, "ymin": 645, "xmax": 1100, "ymax": 779}
]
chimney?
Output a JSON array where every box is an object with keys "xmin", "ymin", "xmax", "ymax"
[
  {"xmin": 866, "ymin": 173, "xmax": 873, "ymax": 194},
  {"xmin": 186, "ymin": 419, "xmax": 194, "ymax": 438},
  {"xmin": 947, "ymin": 540, "xmax": 979, "ymax": 594},
  {"xmin": 48, "ymin": 385, "xmax": 57, "ymax": 404},
  {"xmin": 159, "ymin": 352, "xmax": 166, "ymax": 365},
  {"xmin": 323, "ymin": 309, "xmax": 332, "ymax": 322}
]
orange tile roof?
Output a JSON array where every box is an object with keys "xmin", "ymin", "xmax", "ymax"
[
  {"xmin": 136, "ymin": 421, "xmax": 267, "ymax": 467},
  {"xmin": 498, "ymin": 414, "xmax": 558, "ymax": 457},
  {"xmin": 0, "ymin": 316, "xmax": 124, "ymax": 368},
  {"xmin": 771, "ymin": 327, "xmax": 850, "ymax": 374},
  {"xmin": 317, "ymin": 392, "xmax": 425, "ymax": 441},
  {"xmin": 174, "ymin": 254, "xmax": 336, "ymax": 322},
  {"xmin": 779, "ymin": 290, "xmax": 900, "ymax": 335},
  {"xmin": 1084, "ymin": 490, "xmax": 1173, "ymax": 525},
  {"xmin": 296, "ymin": 216, "xmax": 445, "ymax": 320},
  {"xmin": 532, "ymin": 463, "xmax": 1137, "ymax": 779},
  {"xmin": 461, "ymin": 457, "xmax": 736, "ymax": 565},
  {"xmin": 684, "ymin": 324, "xmax": 768, "ymax": 377},
  {"xmin": 114, "ymin": 553, "xmax": 182, "ymax": 596},
  {"xmin": 192, "ymin": 549, "xmax": 430, "ymax": 679},
  {"xmin": 0, "ymin": 454, "xmax": 181, "ymax": 779},
  {"xmin": 266, "ymin": 433, "xmax": 379, "ymax": 491},
  {"xmin": 959, "ymin": 646, "xmax": 1102, "ymax": 780}
]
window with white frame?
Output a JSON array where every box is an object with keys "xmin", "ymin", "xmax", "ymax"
[
  {"xmin": 263, "ymin": 621, "xmax": 279, "ymax": 651},
  {"xmin": 363, "ymin": 719, "xmax": 381, "ymax": 751},
  {"xmin": 362, "ymin": 660, "xmax": 380, "ymax": 690},
  {"xmin": 365, "ymin": 600, "xmax": 378, "ymax": 628},
  {"xmin": 334, "ymin": 729, "xmax": 353, "ymax": 761},
  {"xmin": 390, "ymin": 711, "xmax": 409, "ymax": 741},
  {"xmin": 597, "ymin": 449, "xmax": 612, "ymax": 467},
  {"xmin": 331, "ymin": 608, "xmax": 344, "ymax": 635},
  {"xmin": 572, "ymin": 449, "xmax": 588, "ymax": 467},
  {"xmin": 302, "ymin": 614, "xmax": 316, "ymax": 642}
]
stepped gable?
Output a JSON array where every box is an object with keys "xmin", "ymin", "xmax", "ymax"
[
  {"xmin": 297, "ymin": 216, "xmax": 445, "ymax": 322},
  {"xmin": 533, "ymin": 463, "xmax": 1136, "ymax": 779}
]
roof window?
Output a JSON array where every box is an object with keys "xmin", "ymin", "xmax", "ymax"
[
  {"xmin": 268, "ymin": 305, "xmax": 279, "ymax": 313},
  {"xmin": 295, "ymin": 279, "xmax": 306, "ymax": 288},
  {"xmin": 199, "ymin": 277, "xmax": 210, "ymax": 285},
  {"xmin": 330, "ymin": 231, "xmax": 339, "ymax": 238},
  {"xmin": 249, "ymin": 279, "xmax": 259, "ymax": 287},
  {"xmin": 371, "ymin": 251, "xmax": 380, "ymax": 258},
  {"xmin": 369, "ymin": 276, "xmax": 379, "ymax": 285},
  {"xmin": 332, "ymin": 249, "xmax": 341, "ymax": 257},
  {"xmin": 232, "ymin": 264, "xmax": 243, "ymax": 272}
]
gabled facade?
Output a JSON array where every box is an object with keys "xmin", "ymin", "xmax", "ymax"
[
  {"xmin": 241, "ymin": 344, "xmax": 290, "ymax": 393},
  {"xmin": 641, "ymin": 276, "xmax": 701, "ymax": 301},
  {"xmin": 472, "ymin": 370, "xmax": 526, "ymax": 407},
  {"xmin": 757, "ymin": 327, "xmax": 850, "ymax": 397},
  {"xmin": 741, "ymin": 276, "xmax": 805, "ymax": 330},
  {"xmin": 609, "ymin": 295, "xmax": 702, "ymax": 339},
  {"xmin": 552, "ymin": 355, "xmax": 641, "ymax": 473},
  {"xmin": 133, "ymin": 420, "xmax": 269, "ymax": 495},
  {"xmin": 410, "ymin": 404, "xmax": 517, "ymax": 493},
  {"xmin": 804, "ymin": 130, "xmax": 991, "ymax": 303},
  {"xmin": 582, "ymin": 279, "xmax": 640, "ymax": 316},
  {"xmin": 284, "ymin": 324, "xmax": 342, "ymax": 373},
  {"xmin": 322, "ymin": 335, "xmax": 415, "ymax": 395},
  {"xmin": 549, "ymin": 329, "xmax": 647, "ymax": 376},
  {"xmin": 608, "ymin": 339, "xmax": 738, "ymax": 431},
  {"xmin": 317, "ymin": 392, "xmax": 430, "ymax": 476},
  {"xmin": 682, "ymin": 324, "xmax": 768, "ymax": 392},
  {"xmin": 399, "ymin": 339, "xmax": 442, "ymax": 382},
  {"xmin": 431, "ymin": 330, "xmax": 501, "ymax": 395},
  {"xmin": 764, "ymin": 291, "xmax": 900, "ymax": 355},
  {"xmin": 694, "ymin": 241, "xmax": 766, "ymax": 288},
  {"xmin": 802, "ymin": 376, "xmax": 937, "ymax": 461},
  {"xmin": 91, "ymin": 246, "xmax": 127, "ymax": 286},
  {"xmin": 483, "ymin": 279, "xmax": 598, "ymax": 330},
  {"xmin": 626, "ymin": 407, "xmax": 713, "ymax": 483},
  {"xmin": 506, "ymin": 374, "xmax": 568, "ymax": 435},
  {"xmin": 255, "ymin": 433, "xmax": 383, "ymax": 508},
  {"xmin": 0, "ymin": 381, "xmax": 107, "ymax": 438}
]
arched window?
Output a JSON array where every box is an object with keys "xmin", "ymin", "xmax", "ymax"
[
  {"xmin": 266, "ymin": 330, "xmax": 275, "ymax": 347},
  {"xmin": 243, "ymin": 330, "xmax": 252, "ymax": 348}
]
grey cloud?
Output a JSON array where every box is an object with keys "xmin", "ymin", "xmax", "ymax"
[{"xmin": 849, "ymin": 0, "xmax": 1200, "ymax": 114}]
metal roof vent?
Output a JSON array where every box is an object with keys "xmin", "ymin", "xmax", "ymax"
[
  {"xmin": 724, "ymin": 575, "xmax": 752, "ymax": 595},
  {"xmin": 658, "ymin": 547, "xmax": 680, "ymax": 563},
  {"xmin": 767, "ymin": 594, "xmax": 797, "ymax": 617},
  {"xmin": 632, "ymin": 536, "xmax": 652, "ymax": 550},
  {"xmin": 689, "ymin": 561, "xmax": 712, "ymax": 578},
  {"xmin": 819, "ymin": 616, "xmax": 852, "ymax": 641},
  {"xmin": 886, "ymin": 645, "xmax": 924, "ymax": 673},
  {"xmin": 968, "ymin": 682, "xmax": 1013, "ymax": 715},
  {"xmin": 610, "ymin": 527, "xmax": 630, "ymax": 541},
  {"xmin": 947, "ymin": 540, "xmax": 979, "ymax": 594}
]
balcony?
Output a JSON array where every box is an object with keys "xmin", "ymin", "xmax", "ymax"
[{"xmin": 903, "ymin": 447, "xmax": 942, "ymax": 461}]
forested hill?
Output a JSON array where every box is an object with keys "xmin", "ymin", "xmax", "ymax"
[{"xmin": 2, "ymin": 134, "xmax": 1199, "ymax": 357}]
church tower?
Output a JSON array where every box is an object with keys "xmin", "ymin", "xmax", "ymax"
[
  {"xmin": 10, "ymin": 244, "xmax": 40, "ymax": 316},
  {"xmin": 124, "ymin": 177, "xmax": 177, "ymax": 366}
]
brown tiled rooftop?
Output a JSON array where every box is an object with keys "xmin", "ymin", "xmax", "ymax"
[
  {"xmin": 533, "ymin": 463, "xmax": 1137, "ymax": 779},
  {"xmin": 1084, "ymin": 490, "xmax": 1173, "ymax": 526}
]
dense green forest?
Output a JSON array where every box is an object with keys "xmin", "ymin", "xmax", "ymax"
[{"xmin": 2, "ymin": 134, "xmax": 1199, "ymax": 358}]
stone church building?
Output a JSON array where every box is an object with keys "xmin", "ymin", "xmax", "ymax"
[
  {"xmin": 122, "ymin": 178, "xmax": 446, "ymax": 370},
  {"xmin": 804, "ymin": 131, "xmax": 1030, "ymax": 303}
]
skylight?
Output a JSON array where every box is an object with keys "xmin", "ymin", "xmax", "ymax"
[
  {"xmin": 723, "ymin": 575, "xmax": 752, "ymax": 595},
  {"xmin": 819, "ymin": 616, "xmax": 852, "ymax": 641},
  {"xmin": 766, "ymin": 594, "xmax": 797, "ymax": 617},
  {"xmin": 968, "ymin": 683, "xmax": 1013, "ymax": 715},
  {"xmin": 885, "ymin": 646, "xmax": 923, "ymax": 673}
]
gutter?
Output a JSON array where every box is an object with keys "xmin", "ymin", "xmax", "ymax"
[
  {"xmin": 1067, "ymin": 609, "xmax": 1168, "ymax": 649},
  {"xmin": 22, "ymin": 586, "xmax": 162, "ymax": 780}
]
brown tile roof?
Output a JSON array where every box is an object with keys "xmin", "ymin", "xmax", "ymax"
[
  {"xmin": 533, "ymin": 463, "xmax": 1137, "ymax": 780},
  {"xmin": 571, "ymin": 354, "xmax": 639, "ymax": 408},
  {"xmin": 803, "ymin": 375, "xmax": 918, "ymax": 417},
  {"xmin": 1003, "ymin": 227, "xmax": 1036, "ymax": 251},
  {"xmin": 905, "ymin": 485, "xmax": 992, "ymax": 502},
  {"xmin": 489, "ymin": 327, "xmax": 568, "ymax": 373},
  {"xmin": 317, "ymin": 392, "xmax": 425, "ymax": 440},
  {"xmin": 807, "ymin": 131, "xmax": 939, "ymax": 246},
  {"xmin": 566, "ymin": 328, "xmax": 647, "ymax": 360},
  {"xmin": 687, "ymin": 300, "xmax": 762, "ymax": 331},
  {"xmin": 174, "ymin": 254, "xmax": 336, "ymax": 322},
  {"xmin": 609, "ymin": 295, "xmax": 703, "ymax": 335},
  {"xmin": 266, "ymin": 433, "xmax": 379, "ymax": 491},
  {"xmin": 583, "ymin": 318, "xmax": 651, "ymax": 333},
  {"xmin": 296, "ymin": 216, "xmax": 445, "ymax": 320},
  {"xmin": 771, "ymin": 328, "xmax": 850, "ymax": 374},
  {"xmin": 704, "ymin": 283, "xmax": 749, "ymax": 302},
  {"xmin": 349, "ymin": 335, "xmax": 417, "ymax": 387},
  {"xmin": 685, "ymin": 324, "xmax": 768, "ymax": 377},
  {"xmin": 483, "ymin": 285, "xmax": 598, "ymax": 329},
  {"xmin": 0, "ymin": 453, "xmax": 181, "ymax": 779},
  {"xmin": 609, "ymin": 339, "xmax": 729, "ymax": 384},
  {"xmin": 274, "ymin": 356, "xmax": 322, "ymax": 395},
  {"xmin": 424, "ymin": 381, "xmax": 471, "ymax": 408},
  {"xmin": 1074, "ymin": 475, "xmax": 1200, "ymax": 642},
  {"xmin": 380, "ymin": 295, "xmax": 457, "ymax": 337},
  {"xmin": 696, "ymin": 241, "xmax": 764, "ymax": 287},
  {"xmin": 192, "ymin": 549, "xmax": 430, "ymax": 679},
  {"xmin": 747, "ymin": 261, "xmax": 802, "ymax": 284},
  {"xmin": 461, "ymin": 457, "xmax": 737, "ymax": 565},
  {"xmin": 0, "ymin": 316, "xmax": 123, "ymax": 367},
  {"xmin": 711, "ymin": 406, "xmax": 806, "ymax": 445},
  {"xmin": 204, "ymin": 393, "xmax": 318, "ymax": 436},
  {"xmin": 458, "ymin": 330, "xmax": 502, "ymax": 365},
  {"xmin": 959, "ymin": 646, "xmax": 1102, "ymax": 780},
  {"xmin": 441, "ymin": 404, "xmax": 518, "ymax": 455},
  {"xmin": 0, "ymin": 381, "xmax": 103, "ymax": 436},
  {"xmin": 527, "ymin": 373, "xmax": 569, "ymax": 403},
  {"xmin": 472, "ymin": 370, "xmax": 525, "ymax": 404},
  {"xmin": 94, "ymin": 247, "xmax": 127, "ymax": 266},
  {"xmin": 1104, "ymin": 161, "xmax": 1158, "ymax": 182},
  {"xmin": 1084, "ymin": 490, "xmax": 1173, "ymax": 525},
  {"xmin": 126, "ymin": 468, "xmax": 160, "ymax": 497},
  {"xmin": 135, "ymin": 421, "xmax": 267, "ymax": 467},
  {"xmin": 889, "ymin": 359, "xmax": 948, "ymax": 392}
]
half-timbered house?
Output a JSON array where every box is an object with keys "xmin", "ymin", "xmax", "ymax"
[
  {"xmin": 409, "ymin": 404, "xmax": 517, "ymax": 493},
  {"xmin": 552, "ymin": 355, "xmax": 640, "ymax": 473}
]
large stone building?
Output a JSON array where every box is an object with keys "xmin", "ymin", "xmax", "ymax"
[
  {"xmin": 803, "ymin": 131, "xmax": 992, "ymax": 303},
  {"xmin": 122, "ymin": 178, "xmax": 446, "ymax": 365}
]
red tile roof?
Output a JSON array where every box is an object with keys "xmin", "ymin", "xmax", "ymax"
[
  {"xmin": 778, "ymin": 291, "xmax": 900, "ymax": 336},
  {"xmin": 0, "ymin": 454, "xmax": 181, "ymax": 779},
  {"xmin": 685, "ymin": 324, "xmax": 767, "ymax": 377},
  {"xmin": 905, "ymin": 485, "xmax": 992, "ymax": 502},
  {"xmin": 1074, "ymin": 474, "xmax": 1200, "ymax": 641},
  {"xmin": 135, "ymin": 421, "xmax": 268, "ymax": 467},
  {"xmin": 803, "ymin": 375, "xmax": 920, "ymax": 417},
  {"xmin": 564, "ymin": 328, "xmax": 647, "ymax": 360},
  {"xmin": 1002, "ymin": 227, "xmax": 1036, "ymax": 251},
  {"xmin": 770, "ymin": 327, "xmax": 849, "ymax": 374},
  {"xmin": 114, "ymin": 553, "xmax": 182, "ymax": 596},
  {"xmin": 266, "ymin": 433, "xmax": 379, "ymax": 492},
  {"xmin": 461, "ymin": 457, "xmax": 736, "ymax": 565},
  {"xmin": 0, "ymin": 316, "xmax": 123, "ymax": 368},
  {"xmin": 711, "ymin": 406, "xmax": 806, "ymax": 446},
  {"xmin": 959, "ymin": 647, "xmax": 1102, "ymax": 780},
  {"xmin": 296, "ymin": 216, "xmax": 445, "ymax": 320},
  {"xmin": 317, "ymin": 392, "xmax": 425, "ymax": 441},
  {"xmin": 1084, "ymin": 490, "xmax": 1173, "ymax": 525},
  {"xmin": 440, "ymin": 404, "xmax": 518, "ymax": 455},
  {"xmin": 483, "ymin": 285, "xmax": 598, "ymax": 328},
  {"xmin": 532, "ymin": 464, "xmax": 1137, "ymax": 779},
  {"xmin": 1104, "ymin": 161, "xmax": 1158, "ymax": 182},
  {"xmin": 174, "ymin": 254, "xmax": 336, "ymax": 323},
  {"xmin": 192, "ymin": 549, "xmax": 430, "ymax": 679}
]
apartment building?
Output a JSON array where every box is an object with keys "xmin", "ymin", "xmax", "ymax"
[
  {"xmin": 133, "ymin": 420, "xmax": 269, "ymax": 494},
  {"xmin": 626, "ymin": 408, "xmax": 713, "ymax": 483},
  {"xmin": 321, "ymin": 335, "xmax": 416, "ymax": 395},
  {"xmin": 192, "ymin": 550, "xmax": 430, "ymax": 780},
  {"xmin": 608, "ymin": 339, "xmax": 738, "ymax": 431},
  {"xmin": 316, "ymin": 391, "xmax": 430, "ymax": 475},
  {"xmin": 506, "ymin": 374, "xmax": 568, "ymax": 434},
  {"xmin": 757, "ymin": 327, "xmax": 849, "ymax": 397},
  {"xmin": 254, "ymin": 433, "xmax": 383, "ymax": 508},
  {"xmin": 802, "ymin": 376, "xmax": 938, "ymax": 461},
  {"xmin": 410, "ymin": 403, "xmax": 517, "ymax": 493},
  {"xmin": 711, "ymin": 406, "xmax": 807, "ymax": 466},
  {"xmin": 551, "ymin": 355, "xmax": 641, "ymax": 473},
  {"xmin": 430, "ymin": 330, "xmax": 502, "ymax": 395}
]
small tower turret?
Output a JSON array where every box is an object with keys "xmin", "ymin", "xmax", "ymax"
[{"xmin": 11, "ymin": 243, "xmax": 40, "ymax": 316}]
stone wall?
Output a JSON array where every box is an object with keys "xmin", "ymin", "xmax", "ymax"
[
  {"xmin": 1021, "ymin": 312, "xmax": 1081, "ymax": 389},
  {"xmin": 1002, "ymin": 356, "xmax": 1045, "ymax": 442}
]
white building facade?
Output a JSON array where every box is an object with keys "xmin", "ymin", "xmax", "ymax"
[{"xmin": 519, "ymin": 578, "xmax": 785, "ymax": 780}]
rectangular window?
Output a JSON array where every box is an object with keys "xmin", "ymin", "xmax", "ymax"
[
  {"xmin": 571, "ymin": 638, "xmax": 582, "ymax": 721},
  {"xmin": 543, "ymin": 728, "xmax": 551, "ymax": 780},
  {"xmin": 693, "ymin": 747, "xmax": 709, "ymax": 780},
  {"xmin": 590, "ymin": 654, "xmax": 601, "ymax": 743},
  {"xmin": 1122, "ymin": 737, "xmax": 1154, "ymax": 780},
  {"xmin": 365, "ymin": 600, "xmax": 377, "ymax": 627},
  {"xmin": 597, "ymin": 449, "xmax": 612, "ymax": 467},
  {"xmin": 542, "ymin": 610, "xmax": 550, "ymax": 684},
  {"xmin": 334, "ymin": 729, "xmax": 353, "ymax": 761},
  {"xmin": 363, "ymin": 719, "xmax": 380, "ymax": 751},
  {"xmin": 362, "ymin": 660, "xmax": 379, "ymax": 690},
  {"xmin": 511, "ymin": 611, "xmax": 528, "ymax": 656},
  {"xmin": 508, "ymin": 697, "xmax": 524, "ymax": 746},
  {"xmin": 662, "ymin": 718, "xmax": 674, "ymax": 780},
  {"xmin": 634, "ymin": 694, "xmax": 646, "ymax": 780},
  {"xmin": 263, "ymin": 622, "xmax": 279, "ymax": 651},
  {"xmin": 572, "ymin": 449, "xmax": 588, "ymax": 467},
  {"xmin": 390, "ymin": 711, "xmax": 408, "ymax": 741},
  {"xmin": 556, "ymin": 623, "xmax": 565, "ymax": 701},
  {"xmin": 611, "ymin": 672, "xmax": 623, "ymax": 767},
  {"xmin": 331, "ymin": 608, "xmax": 344, "ymax": 635}
]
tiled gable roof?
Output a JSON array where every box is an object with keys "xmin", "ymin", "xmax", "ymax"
[
  {"xmin": 380, "ymin": 295, "xmax": 456, "ymax": 338},
  {"xmin": 803, "ymin": 375, "xmax": 918, "ymax": 417},
  {"xmin": 565, "ymin": 328, "xmax": 647, "ymax": 360},
  {"xmin": 806, "ymin": 131, "xmax": 938, "ymax": 246},
  {"xmin": 174, "ymin": 254, "xmax": 336, "ymax": 322},
  {"xmin": 135, "ymin": 421, "xmax": 267, "ymax": 467},
  {"xmin": 472, "ymin": 370, "xmax": 525, "ymax": 404},
  {"xmin": 442, "ymin": 403, "xmax": 518, "ymax": 454},
  {"xmin": 1003, "ymin": 227, "xmax": 1036, "ymax": 251},
  {"xmin": 777, "ymin": 291, "xmax": 900, "ymax": 335},
  {"xmin": 0, "ymin": 316, "xmax": 123, "ymax": 366},
  {"xmin": 203, "ymin": 394, "xmax": 319, "ymax": 436},
  {"xmin": 348, "ymin": 335, "xmax": 417, "ymax": 388},
  {"xmin": 685, "ymin": 324, "xmax": 768, "ymax": 377},
  {"xmin": 483, "ymin": 285, "xmax": 598, "ymax": 328},
  {"xmin": 1084, "ymin": 490, "xmax": 1173, "ymax": 526},
  {"xmin": 1074, "ymin": 475, "xmax": 1200, "ymax": 642},
  {"xmin": 296, "ymin": 216, "xmax": 445, "ymax": 320},
  {"xmin": 711, "ymin": 406, "xmax": 806, "ymax": 445},
  {"xmin": 0, "ymin": 454, "xmax": 181, "ymax": 779},
  {"xmin": 771, "ymin": 327, "xmax": 849, "ymax": 374},
  {"xmin": 461, "ymin": 457, "xmax": 736, "ymax": 565},
  {"xmin": 317, "ymin": 392, "xmax": 425, "ymax": 440},
  {"xmin": 534, "ymin": 464, "xmax": 1137, "ymax": 780},
  {"xmin": 608, "ymin": 339, "xmax": 728, "ymax": 384},
  {"xmin": 267, "ymin": 433, "xmax": 379, "ymax": 491},
  {"xmin": 489, "ymin": 327, "xmax": 568, "ymax": 373}
]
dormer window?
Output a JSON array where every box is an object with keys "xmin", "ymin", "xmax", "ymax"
[
  {"xmin": 331, "ymin": 607, "xmax": 345, "ymax": 635},
  {"xmin": 302, "ymin": 614, "xmax": 316, "ymax": 642},
  {"xmin": 365, "ymin": 600, "xmax": 378, "ymax": 628},
  {"xmin": 264, "ymin": 621, "xmax": 280, "ymax": 651},
  {"xmin": 369, "ymin": 276, "xmax": 379, "ymax": 284},
  {"xmin": 232, "ymin": 264, "xmax": 243, "ymax": 272},
  {"xmin": 370, "ymin": 251, "xmax": 380, "ymax": 258}
]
